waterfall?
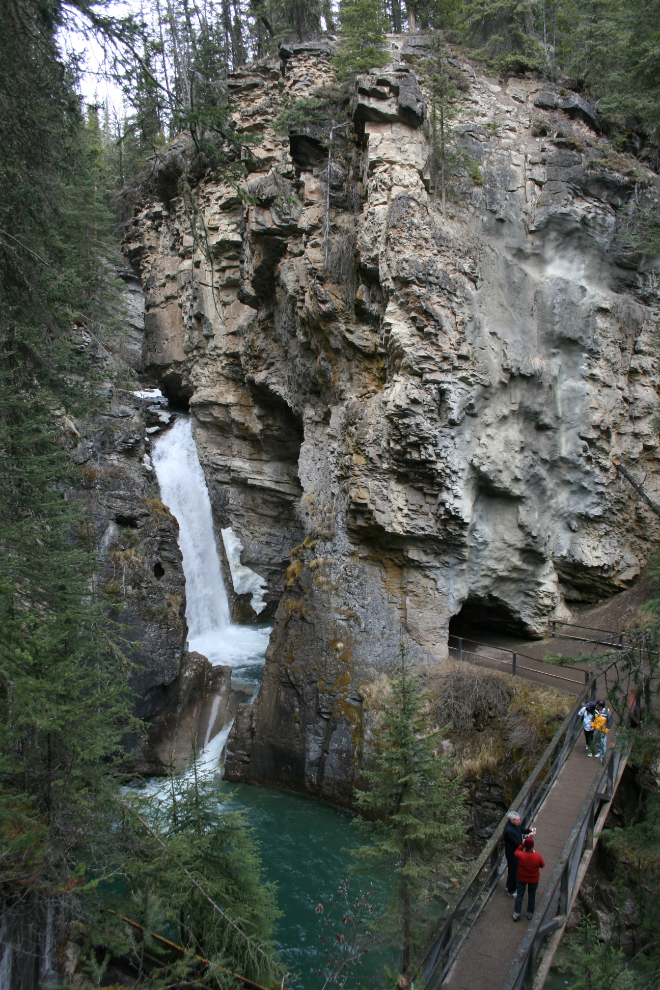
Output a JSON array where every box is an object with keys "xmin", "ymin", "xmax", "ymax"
[
  {"xmin": 153, "ymin": 417, "xmax": 230, "ymax": 634},
  {"xmin": 152, "ymin": 415, "xmax": 269, "ymax": 683}
]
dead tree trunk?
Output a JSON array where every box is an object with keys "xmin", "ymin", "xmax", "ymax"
[{"xmin": 613, "ymin": 458, "xmax": 660, "ymax": 518}]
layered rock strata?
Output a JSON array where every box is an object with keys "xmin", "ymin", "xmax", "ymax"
[
  {"xmin": 72, "ymin": 386, "xmax": 187, "ymax": 721},
  {"xmin": 123, "ymin": 37, "xmax": 660, "ymax": 802}
]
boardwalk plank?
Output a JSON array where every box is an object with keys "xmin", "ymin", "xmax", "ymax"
[{"xmin": 442, "ymin": 744, "xmax": 601, "ymax": 990}]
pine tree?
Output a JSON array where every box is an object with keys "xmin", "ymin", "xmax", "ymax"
[
  {"xmin": 426, "ymin": 38, "xmax": 461, "ymax": 215},
  {"xmin": 352, "ymin": 643, "xmax": 465, "ymax": 974},
  {"xmin": 333, "ymin": 0, "xmax": 390, "ymax": 81},
  {"xmin": 461, "ymin": 0, "xmax": 547, "ymax": 74},
  {"xmin": 95, "ymin": 762, "xmax": 282, "ymax": 988}
]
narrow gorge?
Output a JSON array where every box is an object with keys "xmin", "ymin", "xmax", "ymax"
[{"xmin": 121, "ymin": 35, "xmax": 660, "ymax": 804}]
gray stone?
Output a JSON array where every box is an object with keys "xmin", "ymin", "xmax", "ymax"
[{"xmin": 122, "ymin": 47, "xmax": 660, "ymax": 805}]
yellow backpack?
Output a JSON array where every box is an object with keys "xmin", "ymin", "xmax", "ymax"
[{"xmin": 593, "ymin": 713, "xmax": 608, "ymax": 733}]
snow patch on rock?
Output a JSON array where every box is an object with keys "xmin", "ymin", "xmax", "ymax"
[{"xmin": 221, "ymin": 527, "xmax": 268, "ymax": 615}]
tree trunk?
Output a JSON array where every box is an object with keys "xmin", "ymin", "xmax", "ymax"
[
  {"xmin": 391, "ymin": 0, "xmax": 402, "ymax": 33},
  {"xmin": 222, "ymin": 0, "xmax": 241, "ymax": 70},
  {"xmin": 406, "ymin": 1, "xmax": 417, "ymax": 32},
  {"xmin": 542, "ymin": 0, "xmax": 547, "ymax": 45},
  {"xmin": 231, "ymin": 0, "xmax": 246, "ymax": 64},
  {"xmin": 322, "ymin": 0, "xmax": 335, "ymax": 31},
  {"xmin": 440, "ymin": 103, "xmax": 445, "ymax": 216},
  {"xmin": 402, "ymin": 875, "xmax": 412, "ymax": 971}
]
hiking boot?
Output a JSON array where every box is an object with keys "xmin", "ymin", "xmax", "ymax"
[
  {"xmin": 506, "ymin": 890, "xmax": 516, "ymax": 898},
  {"xmin": 513, "ymin": 914, "xmax": 520, "ymax": 922},
  {"xmin": 526, "ymin": 914, "xmax": 533, "ymax": 920}
]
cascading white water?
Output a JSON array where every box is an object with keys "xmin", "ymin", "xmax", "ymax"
[
  {"xmin": 153, "ymin": 417, "xmax": 230, "ymax": 632},
  {"xmin": 152, "ymin": 416, "xmax": 270, "ymax": 682}
]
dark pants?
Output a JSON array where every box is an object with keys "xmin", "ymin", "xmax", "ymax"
[
  {"xmin": 514, "ymin": 880, "xmax": 538, "ymax": 918},
  {"xmin": 505, "ymin": 848, "xmax": 518, "ymax": 894},
  {"xmin": 584, "ymin": 728, "xmax": 594, "ymax": 747}
]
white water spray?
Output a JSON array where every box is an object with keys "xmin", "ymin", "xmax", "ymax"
[
  {"xmin": 152, "ymin": 416, "xmax": 270, "ymax": 681},
  {"xmin": 153, "ymin": 416, "xmax": 230, "ymax": 633},
  {"xmin": 150, "ymin": 415, "xmax": 269, "ymax": 774}
]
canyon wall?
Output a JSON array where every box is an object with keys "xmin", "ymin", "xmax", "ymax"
[{"xmin": 123, "ymin": 37, "xmax": 660, "ymax": 802}]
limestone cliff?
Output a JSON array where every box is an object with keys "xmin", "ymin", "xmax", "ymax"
[
  {"xmin": 123, "ymin": 37, "xmax": 660, "ymax": 803},
  {"xmin": 69, "ymin": 279, "xmax": 188, "ymax": 741}
]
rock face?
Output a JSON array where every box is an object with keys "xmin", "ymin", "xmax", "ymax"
[
  {"xmin": 144, "ymin": 652, "xmax": 254, "ymax": 772},
  {"xmin": 123, "ymin": 37, "xmax": 660, "ymax": 803},
  {"xmin": 73, "ymin": 386, "xmax": 187, "ymax": 723},
  {"xmin": 69, "ymin": 283, "xmax": 188, "ymax": 739}
]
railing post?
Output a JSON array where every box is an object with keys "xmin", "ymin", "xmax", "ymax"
[
  {"xmin": 442, "ymin": 918, "xmax": 453, "ymax": 969},
  {"xmin": 586, "ymin": 800, "xmax": 594, "ymax": 851},
  {"xmin": 552, "ymin": 621, "xmax": 556, "ymax": 637},
  {"xmin": 512, "ymin": 652, "xmax": 517, "ymax": 676},
  {"xmin": 458, "ymin": 637, "xmax": 462, "ymax": 661},
  {"xmin": 585, "ymin": 669, "xmax": 589, "ymax": 685},
  {"xmin": 607, "ymin": 754, "xmax": 614, "ymax": 798},
  {"xmin": 559, "ymin": 864, "xmax": 569, "ymax": 916}
]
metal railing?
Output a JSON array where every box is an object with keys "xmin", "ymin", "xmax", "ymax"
[
  {"xmin": 408, "ymin": 676, "xmax": 598, "ymax": 990},
  {"xmin": 500, "ymin": 693, "xmax": 641, "ymax": 990},
  {"xmin": 550, "ymin": 620, "xmax": 627, "ymax": 651},
  {"xmin": 448, "ymin": 634, "xmax": 592, "ymax": 690}
]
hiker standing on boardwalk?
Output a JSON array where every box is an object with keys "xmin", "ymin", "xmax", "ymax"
[
  {"xmin": 593, "ymin": 701, "xmax": 611, "ymax": 762},
  {"xmin": 503, "ymin": 812, "xmax": 535, "ymax": 896},
  {"xmin": 578, "ymin": 700, "xmax": 596, "ymax": 753},
  {"xmin": 513, "ymin": 837, "xmax": 545, "ymax": 922}
]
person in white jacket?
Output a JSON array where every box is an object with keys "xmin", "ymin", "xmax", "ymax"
[{"xmin": 578, "ymin": 701, "xmax": 596, "ymax": 754}]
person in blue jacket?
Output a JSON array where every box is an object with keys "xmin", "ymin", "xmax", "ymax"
[{"xmin": 503, "ymin": 811, "xmax": 536, "ymax": 896}]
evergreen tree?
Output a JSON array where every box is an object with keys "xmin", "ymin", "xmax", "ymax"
[
  {"xmin": 426, "ymin": 38, "xmax": 461, "ymax": 214},
  {"xmin": 352, "ymin": 643, "xmax": 465, "ymax": 974},
  {"xmin": 333, "ymin": 0, "xmax": 390, "ymax": 81},
  {"xmin": 461, "ymin": 0, "xmax": 547, "ymax": 74},
  {"xmin": 91, "ymin": 763, "xmax": 282, "ymax": 987},
  {"xmin": 0, "ymin": 5, "xmax": 281, "ymax": 983}
]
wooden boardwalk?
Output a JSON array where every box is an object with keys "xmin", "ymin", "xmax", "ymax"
[{"xmin": 443, "ymin": 741, "xmax": 602, "ymax": 990}]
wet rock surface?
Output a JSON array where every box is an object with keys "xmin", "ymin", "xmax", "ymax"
[
  {"xmin": 142, "ymin": 652, "xmax": 253, "ymax": 773},
  {"xmin": 123, "ymin": 36, "xmax": 660, "ymax": 802},
  {"xmin": 73, "ymin": 387, "xmax": 187, "ymax": 723}
]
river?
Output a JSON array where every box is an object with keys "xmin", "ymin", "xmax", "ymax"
[{"xmin": 152, "ymin": 414, "xmax": 391, "ymax": 987}]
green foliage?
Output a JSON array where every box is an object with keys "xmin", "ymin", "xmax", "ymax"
[
  {"xmin": 0, "ymin": 8, "xmax": 280, "ymax": 986},
  {"xmin": 0, "ymin": 0, "xmax": 139, "ymax": 902},
  {"xmin": 333, "ymin": 0, "xmax": 390, "ymax": 82},
  {"xmin": 562, "ymin": 920, "xmax": 642, "ymax": 990},
  {"xmin": 352, "ymin": 643, "xmax": 465, "ymax": 972},
  {"xmin": 560, "ymin": 0, "xmax": 660, "ymax": 146},
  {"xmin": 425, "ymin": 37, "xmax": 464, "ymax": 213},
  {"xmin": 273, "ymin": 95, "xmax": 332, "ymax": 135},
  {"xmin": 460, "ymin": 0, "xmax": 548, "ymax": 73},
  {"xmin": 93, "ymin": 766, "xmax": 282, "ymax": 987}
]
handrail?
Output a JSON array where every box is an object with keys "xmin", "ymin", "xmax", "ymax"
[
  {"xmin": 407, "ymin": 675, "xmax": 598, "ymax": 989},
  {"xmin": 448, "ymin": 635, "xmax": 592, "ymax": 688},
  {"xmin": 448, "ymin": 634, "xmax": 592, "ymax": 675},
  {"xmin": 500, "ymin": 692, "xmax": 640, "ymax": 990},
  {"xmin": 551, "ymin": 620, "xmax": 625, "ymax": 637}
]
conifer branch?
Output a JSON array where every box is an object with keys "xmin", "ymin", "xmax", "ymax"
[
  {"xmin": 0, "ymin": 229, "xmax": 50, "ymax": 266},
  {"xmin": 118, "ymin": 798, "xmax": 273, "ymax": 967}
]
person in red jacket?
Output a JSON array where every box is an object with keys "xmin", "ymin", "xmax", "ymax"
[{"xmin": 513, "ymin": 837, "xmax": 545, "ymax": 921}]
